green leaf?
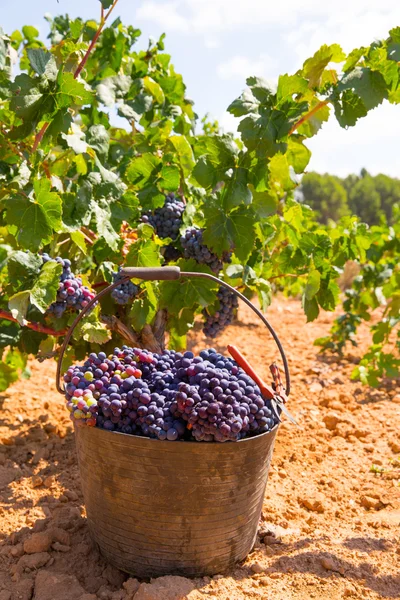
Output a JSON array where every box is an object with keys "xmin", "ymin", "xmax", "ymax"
[
  {"xmin": 7, "ymin": 251, "xmax": 42, "ymax": 288},
  {"xmin": 30, "ymin": 261, "xmax": 62, "ymax": 313},
  {"xmin": 9, "ymin": 291, "xmax": 30, "ymax": 325},
  {"xmin": 167, "ymin": 135, "xmax": 195, "ymax": 177},
  {"xmin": 22, "ymin": 25, "xmax": 39, "ymax": 41},
  {"xmin": 143, "ymin": 76, "xmax": 165, "ymax": 104},
  {"xmin": 203, "ymin": 204, "xmax": 257, "ymax": 262},
  {"xmin": 337, "ymin": 67, "xmax": 387, "ymax": 111},
  {"xmin": 302, "ymin": 44, "xmax": 345, "ymax": 88},
  {"xmin": 251, "ymin": 188, "xmax": 278, "ymax": 218},
  {"xmin": 129, "ymin": 282, "xmax": 157, "ymax": 330},
  {"xmin": 10, "ymin": 74, "xmax": 44, "ymax": 120},
  {"xmin": 57, "ymin": 72, "xmax": 93, "ymax": 108},
  {"xmin": 158, "ymin": 165, "xmax": 180, "ymax": 191},
  {"xmin": 269, "ymin": 153, "xmax": 296, "ymax": 194},
  {"xmin": 302, "ymin": 295, "xmax": 320, "ymax": 322},
  {"xmin": 100, "ymin": 0, "xmax": 114, "ymax": 8},
  {"xmin": 223, "ymin": 167, "xmax": 252, "ymax": 210},
  {"xmin": 87, "ymin": 124, "xmax": 109, "ymax": 156},
  {"xmin": 159, "ymin": 259, "xmax": 219, "ymax": 313},
  {"xmin": 125, "ymin": 236, "xmax": 161, "ymax": 268},
  {"xmin": 126, "ymin": 154, "xmax": 161, "ymax": 187},
  {"xmin": 0, "ymin": 362, "xmax": 19, "ymax": 392},
  {"xmin": 27, "ymin": 48, "xmax": 57, "ymax": 80},
  {"xmin": 193, "ymin": 135, "xmax": 238, "ymax": 189},
  {"xmin": 304, "ymin": 269, "xmax": 321, "ymax": 300},
  {"xmin": 81, "ymin": 321, "xmax": 111, "ymax": 344},
  {"xmin": 6, "ymin": 180, "xmax": 62, "ymax": 251},
  {"xmin": 333, "ymin": 89, "xmax": 368, "ymax": 127},
  {"xmin": 287, "ymin": 137, "xmax": 311, "ymax": 174},
  {"xmin": 70, "ymin": 230, "xmax": 88, "ymax": 253},
  {"xmin": 93, "ymin": 204, "xmax": 120, "ymax": 251},
  {"xmin": 227, "ymin": 88, "xmax": 259, "ymax": 117}
]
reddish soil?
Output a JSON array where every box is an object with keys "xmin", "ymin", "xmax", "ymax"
[{"xmin": 0, "ymin": 297, "xmax": 399, "ymax": 600}]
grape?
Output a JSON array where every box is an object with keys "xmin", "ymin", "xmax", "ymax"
[
  {"xmin": 203, "ymin": 286, "xmax": 239, "ymax": 338},
  {"xmin": 42, "ymin": 254, "xmax": 96, "ymax": 317},
  {"xmin": 111, "ymin": 268, "xmax": 139, "ymax": 305},
  {"xmin": 141, "ymin": 193, "xmax": 185, "ymax": 240},
  {"xmin": 181, "ymin": 227, "xmax": 232, "ymax": 274},
  {"xmin": 64, "ymin": 344, "xmax": 280, "ymax": 442}
]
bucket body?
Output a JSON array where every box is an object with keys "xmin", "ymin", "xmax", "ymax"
[{"xmin": 75, "ymin": 425, "xmax": 278, "ymax": 578}]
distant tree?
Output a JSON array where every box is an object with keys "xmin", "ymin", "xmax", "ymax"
[
  {"xmin": 301, "ymin": 172, "xmax": 349, "ymax": 223},
  {"xmin": 373, "ymin": 174, "xmax": 400, "ymax": 222},
  {"xmin": 348, "ymin": 175, "xmax": 382, "ymax": 225}
]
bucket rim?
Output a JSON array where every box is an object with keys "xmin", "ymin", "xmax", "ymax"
[{"xmin": 75, "ymin": 422, "xmax": 279, "ymax": 445}]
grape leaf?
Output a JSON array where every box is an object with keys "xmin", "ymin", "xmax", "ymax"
[
  {"xmin": 22, "ymin": 25, "xmax": 39, "ymax": 41},
  {"xmin": 143, "ymin": 76, "xmax": 165, "ymax": 104},
  {"xmin": 7, "ymin": 251, "xmax": 42, "ymax": 289},
  {"xmin": 8, "ymin": 290, "xmax": 30, "ymax": 325},
  {"xmin": 6, "ymin": 180, "xmax": 62, "ymax": 251},
  {"xmin": 304, "ymin": 269, "xmax": 321, "ymax": 300},
  {"xmin": 167, "ymin": 135, "xmax": 195, "ymax": 177},
  {"xmin": 57, "ymin": 72, "xmax": 93, "ymax": 107},
  {"xmin": 227, "ymin": 88, "xmax": 259, "ymax": 117},
  {"xmin": 30, "ymin": 261, "xmax": 62, "ymax": 313},
  {"xmin": 93, "ymin": 204, "xmax": 120, "ymax": 251},
  {"xmin": 203, "ymin": 204, "xmax": 257, "ymax": 262},
  {"xmin": 302, "ymin": 44, "xmax": 345, "ymax": 88},
  {"xmin": 0, "ymin": 361, "xmax": 19, "ymax": 392},
  {"xmin": 158, "ymin": 165, "xmax": 180, "ymax": 191},
  {"xmin": 126, "ymin": 154, "xmax": 161, "ymax": 187},
  {"xmin": 159, "ymin": 259, "xmax": 218, "ymax": 313},
  {"xmin": 333, "ymin": 89, "xmax": 368, "ymax": 127},
  {"xmin": 337, "ymin": 67, "xmax": 387, "ymax": 111},
  {"xmin": 302, "ymin": 295, "xmax": 320, "ymax": 322},
  {"xmin": 125, "ymin": 237, "xmax": 161, "ymax": 268},
  {"xmin": 81, "ymin": 321, "xmax": 111, "ymax": 344},
  {"xmin": 99, "ymin": 0, "xmax": 114, "ymax": 8},
  {"xmin": 27, "ymin": 48, "xmax": 57, "ymax": 80}
]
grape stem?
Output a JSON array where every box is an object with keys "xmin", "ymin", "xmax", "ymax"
[
  {"xmin": 32, "ymin": 0, "xmax": 120, "ymax": 153},
  {"xmin": 0, "ymin": 310, "xmax": 67, "ymax": 336}
]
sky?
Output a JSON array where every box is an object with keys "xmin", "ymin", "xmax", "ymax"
[{"xmin": 1, "ymin": 0, "xmax": 400, "ymax": 177}]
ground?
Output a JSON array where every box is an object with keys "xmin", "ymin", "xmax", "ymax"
[{"xmin": 0, "ymin": 297, "xmax": 399, "ymax": 600}]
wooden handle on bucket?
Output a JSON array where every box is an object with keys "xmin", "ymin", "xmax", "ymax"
[{"xmin": 55, "ymin": 267, "xmax": 291, "ymax": 397}]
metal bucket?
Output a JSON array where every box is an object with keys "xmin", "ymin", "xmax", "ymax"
[
  {"xmin": 75, "ymin": 424, "xmax": 278, "ymax": 577},
  {"xmin": 57, "ymin": 266, "xmax": 290, "ymax": 578}
]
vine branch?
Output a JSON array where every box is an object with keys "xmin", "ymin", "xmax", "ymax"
[
  {"xmin": 288, "ymin": 100, "xmax": 330, "ymax": 136},
  {"xmin": 32, "ymin": 0, "xmax": 120, "ymax": 153},
  {"xmin": 0, "ymin": 310, "xmax": 67, "ymax": 337}
]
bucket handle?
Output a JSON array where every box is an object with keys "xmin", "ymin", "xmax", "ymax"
[{"xmin": 55, "ymin": 266, "xmax": 290, "ymax": 397}]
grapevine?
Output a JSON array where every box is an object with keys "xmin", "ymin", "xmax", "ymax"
[{"xmin": 0, "ymin": 3, "xmax": 398, "ymax": 393}]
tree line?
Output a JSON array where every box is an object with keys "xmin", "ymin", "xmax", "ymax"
[{"xmin": 300, "ymin": 169, "xmax": 400, "ymax": 225}]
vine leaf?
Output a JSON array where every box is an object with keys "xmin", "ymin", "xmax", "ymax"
[
  {"xmin": 8, "ymin": 291, "xmax": 30, "ymax": 325},
  {"xmin": 6, "ymin": 180, "xmax": 62, "ymax": 251},
  {"xmin": 30, "ymin": 261, "xmax": 63, "ymax": 313}
]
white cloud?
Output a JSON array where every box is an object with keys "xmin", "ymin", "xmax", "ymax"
[
  {"xmin": 216, "ymin": 54, "xmax": 278, "ymax": 80},
  {"xmin": 136, "ymin": 1, "xmax": 400, "ymax": 39}
]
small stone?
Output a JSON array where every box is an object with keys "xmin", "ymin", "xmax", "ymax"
[
  {"xmin": 102, "ymin": 563, "xmax": 126, "ymax": 588},
  {"xmin": 360, "ymin": 495, "xmax": 382, "ymax": 510},
  {"xmin": 123, "ymin": 578, "xmax": 140, "ymax": 598},
  {"xmin": 250, "ymin": 562, "xmax": 264, "ymax": 574},
  {"xmin": 321, "ymin": 557, "xmax": 336, "ymax": 571},
  {"xmin": 299, "ymin": 492, "xmax": 325, "ymax": 513},
  {"xmin": 59, "ymin": 494, "xmax": 68, "ymax": 503},
  {"xmin": 51, "ymin": 542, "xmax": 71, "ymax": 552},
  {"xmin": 9, "ymin": 543, "xmax": 24, "ymax": 558},
  {"xmin": 64, "ymin": 489, "xmax": 79, "ymax": 501},
  {"xmin": 17, "ymin": 552, "xmax": 50, "ymax": 573},
  {"xmin": 11, "ymin": 578, "xmax": 33, "ymax": 600},
  {"xmin": 323, "ymin": 413, "xmax": 340, "ymax": 431},
  {"xmin": 309, "ymin": 382, "xmax": 323, "ymax": 394},
  {"xmin": 44, "ymin": 476, "xmax": 56, "ymax": 488},
  {"xmin": 31, "ymin": 475, "xmax": 43, "ymax": 488},
  {"xmin": 44, "ymin": 423, "xmax": 58, "ymax": 434},
  {"xmin": 23, "ymin": 532, "xmax": 52, "ymax": 554},
  {"xmin": 33, "ymin": 570, "xmax": 85, "ymax": 600},
  {"xmin": 49, "ymin": 527, "xmax": 71, "ymax": 546},
  {"xmin": 389, "ymin": 441, "xmax": 400, "ymax": 453}
]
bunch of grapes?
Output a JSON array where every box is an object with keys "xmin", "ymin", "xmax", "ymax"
[
  {"xmin": 181, "ymin": 227, "xmax": 232, "ymax": 274},
  {"xmin": 203, "ymin": 286, "xmax": 239, "ymax": 338},
  {"xmin": 42, "ymin": 254, "xmax": 96, "ymax": 318},
  {"xmin": 111, "ymin": 269, "xmax": 139, "ymax": 305},
  {"xmin": 64, "ymin": 345, "xmax": 279, "ymax": 443},
  {"xmin": 141, "ymin": 193, "xmax": 185, "ymax": 240}
]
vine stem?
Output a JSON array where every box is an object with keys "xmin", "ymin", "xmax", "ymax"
[
  {"xmin": 32, "ymin": 0, "xmax": 120, "ymax": 153},
  {"xmin": 0, "ymin": 310, "xmax": 67, "ymax": 337},
  {"xmin": 288, "ymin": 100, "xmax": 330, "ymax": 136}
]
